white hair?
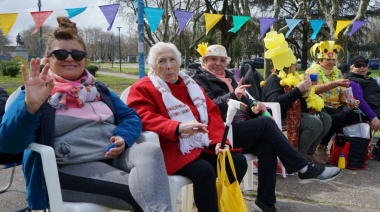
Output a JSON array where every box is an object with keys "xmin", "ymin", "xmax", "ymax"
[{"xmin": 147, "ymin": 42, "xmax": 182, "ymax": 69}]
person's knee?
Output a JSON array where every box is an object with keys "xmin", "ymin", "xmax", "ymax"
[{"xmin": 134, "ymin": 142, "xmax": 163, "ymax": 159}]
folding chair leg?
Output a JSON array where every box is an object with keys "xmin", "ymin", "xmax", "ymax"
[{"xmin": 0, "ymin": 166, "xmax": 16, "ymax": 194}]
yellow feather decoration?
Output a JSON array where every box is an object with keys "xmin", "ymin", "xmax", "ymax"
[{"xmin": 196, "ymin": 42, "xmax": 208, "ymax": 57}]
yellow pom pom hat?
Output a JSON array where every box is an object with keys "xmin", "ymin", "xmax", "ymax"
[
  {"xmin": 263, "ymin": 31, "xmax": 297, "ymax": 71},
  {"xmin": 309, "ymin": 40, "xmax": 344, "ymax": 60},
  {"xmin": 197, "ymin": 42, "xmax": 231, "ymax": 64}
]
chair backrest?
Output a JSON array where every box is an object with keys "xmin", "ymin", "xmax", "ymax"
[
  {"xmin": 5, "ymin": 86, "xmax": 22, "ymax": 111},
  {"xmin": 120, "ymin": 86, "xmax": 131, "ymax": 103}
]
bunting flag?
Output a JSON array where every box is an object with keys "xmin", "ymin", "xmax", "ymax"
[
  {"xmin": 99, "ymin": 4, "xmax": 120, "ymax": 31},
  {"xmin": 347, "ymin": 20, "xmax": 368, "ymax": 36},
  {"xmin": 0, "ymin": 13, "xmax": 18, "ymax": 35},
  {"xmin": 259, "ymin": 18, "xmax": 277, "ymax": 39},
  {"xmin": 228, "ymin": 16, "xmax": 250, "ymax": 33},
  {"xmin": 174, "ymin": 10, "xmax": 194, "ymax": 35},
  {"xmin": 144, "ymin": 7, "xmax": 164, "ymax": 33},
  {"xmin": 309, "ymin": 20, "xmax": 325, "ymax": 40},
  {"xmin": 204, "ymin": 13, "xmax": 223, "ymax": 35},
  {"xmin": 66, "ymin": 7, "xmax": 87, "ymax": 19},
  {"xmin": 334, "ymin": 20, "xmax": 351, "ymax": 38},
  {"xmin": 30, "ymin": 11, "xmax": 53, "ymax": 34},
  {"xmin": 285, "ymin": 19, "xmax": 302, "ymax": 38}
]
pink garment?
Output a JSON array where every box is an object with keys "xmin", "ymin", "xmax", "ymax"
[{"xmin": 208, "ymin": 70, "xmax": 234, "ymax": 92}]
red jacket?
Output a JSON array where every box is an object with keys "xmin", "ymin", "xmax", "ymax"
[{"xmin": 127, "ymin": 76, "xmax": 230, "ymax": 174}]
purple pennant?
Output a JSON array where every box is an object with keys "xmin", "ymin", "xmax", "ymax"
[
  {"xmin": 347, "ymin": 20, "xmax": 368, "ymax": 36},
  {"xmin": 259, "ymin": 18, "xmax": 277, "ymax": 39},
  {"xmin": 99, "ymin": 4, "xmax": 120, "ymax": 31},
  {"xmin": 174, "ymin": 10, "xmax": 194, "ymax": 36}
]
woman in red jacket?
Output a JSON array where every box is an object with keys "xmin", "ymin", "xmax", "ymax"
[{"xmin": 127, "ymin": 42, "xmax": 247, "ymax": 212}]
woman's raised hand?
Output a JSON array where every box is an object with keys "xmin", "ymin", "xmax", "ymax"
[
  {"xmin": 234, "ymin": 78, "xmax": 251, "ymax": 100},
  {"xmin": 22, "ymin": 58, "xmax": 54, "ymax": 114}
]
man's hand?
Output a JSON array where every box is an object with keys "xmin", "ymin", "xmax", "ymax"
[{"xmin": 105, "ymin": 136, "xmax": 126, "ymax": 159}]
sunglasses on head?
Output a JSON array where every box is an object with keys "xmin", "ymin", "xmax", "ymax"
[
  {"xmin": 49, "ymin": 49, "xmax": 86, "ymax": 61},
  {"xmin": 354, "ymin": 63, "xmax": 367, "ymax": 68}
]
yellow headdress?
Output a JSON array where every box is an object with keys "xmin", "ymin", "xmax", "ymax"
[
  {"xmin": 309, "ymin": 40, "xmax": 344, "ymax": 60},
  {"xmin": 264, "ymin": 31, "xmax": 296, "ymax": 71}
]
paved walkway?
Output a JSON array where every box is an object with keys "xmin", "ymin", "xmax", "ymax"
[{"xmin": 1, "ymin": 158, "xmax": 380, "ymax": 211}]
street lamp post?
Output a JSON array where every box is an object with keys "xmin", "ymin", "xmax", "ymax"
[
  {"xmin": 111, "ymin": 35, "xmax": 114, "ymax": 68},
  {"xmin": 38, "ymin": 0, "xmax": 43, "ymax": 58},
  {"xmin": 117, "ymin": 27, "xmax": 122, "ymax": 72}
]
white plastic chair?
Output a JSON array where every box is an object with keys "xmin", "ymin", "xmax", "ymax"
[{"xmin": 121, "ymin": 86, "xmax": 193, "ymax": 212}]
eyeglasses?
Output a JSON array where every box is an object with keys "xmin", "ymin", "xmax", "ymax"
[
  {"xmin": 49, "ymin": 49, "xmax": 86, "ymax": 61},
  {"xmin": 354, "ymin": 63, "xmax": 367, "ymax": 68}
]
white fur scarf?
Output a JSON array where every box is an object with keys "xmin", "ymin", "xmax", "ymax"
[{"xmin": 148, "ymin": 70, "xmax": 210, "ymax": 154}]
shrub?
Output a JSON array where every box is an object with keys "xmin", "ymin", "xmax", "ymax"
[
  {"xmin": 6, "ymin": 65, "xmax": 20, "ymax": 77},
  {"xmin": 0, "ymin": 61, "xmax": 20, "ymax": 76},
  {"xmin": 86, "ymin": 64, "xmax": 99, "ymax": 76}
]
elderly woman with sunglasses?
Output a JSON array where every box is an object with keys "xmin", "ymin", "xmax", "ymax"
[
  {"xmin": 0, "ymin": 17, "xmax": 171, "ymax": 212},
  {"xmin": 344, "ymin": 55, "xmax": 380, "ymax": 161}
]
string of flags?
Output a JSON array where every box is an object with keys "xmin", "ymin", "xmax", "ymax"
[{"xmin": 0, "ymin": 3, "xmax": 369, "ymax": 39}]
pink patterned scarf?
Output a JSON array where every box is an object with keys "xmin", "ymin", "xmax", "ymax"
[
  {"xmin": 208, "ymin": 70, "xmax": 234, "ymax": 92},
  {"xmin": 47, "ymin": 69, "xmax": 100, "ymax": 109}
]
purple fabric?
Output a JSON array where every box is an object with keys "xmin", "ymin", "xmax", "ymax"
[{"xmin": 350, "ymin": 81, "xmax": 377, "ymax": 120}]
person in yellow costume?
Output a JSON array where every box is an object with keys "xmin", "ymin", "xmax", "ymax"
[
  {"xmin": 305, "ymin": 40, "xmax": 359, "ymax": 163},
  {"xmin": 262, "ymin": 31, "xmax": 331, "ymax": 165}
]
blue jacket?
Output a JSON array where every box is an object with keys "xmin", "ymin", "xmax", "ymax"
[{"xmin": 0, "ymin": 84, "xmax": 142, "ymax": 210}]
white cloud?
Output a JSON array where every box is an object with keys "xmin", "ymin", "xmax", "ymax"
[{"xmin": 0, "ymin": 0, "xmax": 127, "ymax": 44}]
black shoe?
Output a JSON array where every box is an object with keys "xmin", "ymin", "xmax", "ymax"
[
  {"xmin": 253, "ymin": 199, "xmax": 277, "ymax": 212},
  {"xmin": 298, "ymin": 162, "xmax": 340, "ymax": 184},
  {"xmin": 372, "ymin": 146, "xmax": 380, "ymax": 161}
]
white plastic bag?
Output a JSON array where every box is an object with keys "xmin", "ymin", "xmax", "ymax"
[{"xmin": 342, "ymin": 122, "xmax": 371, "ymax": 139}]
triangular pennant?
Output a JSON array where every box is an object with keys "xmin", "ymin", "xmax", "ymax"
[
  {"xmin": 334, "ymin": 20, "xmax": 351, "ymax": 39},
  {"xmin": 30, "ymin": 11, "xmax": 53, "ymax": 34},
  {"xmin": 204, "ymin": 13, "xmax": 223, "ymax": 35},
  {"xmin": 228, "ymin": 16, "xmax": 250, "ymax": 33},
  {"xmin": 65, "ymin": 7, "xmax": 87, "ymax": 19},
  {"xmin": 0, "ymin": 13, "xmax": 18, "ymax": 35},
  {"xmin": 347, "ymin": 20, "xmax": 368, "ymax": 36},
  {"xmin": 174, "ymin": 10, "xmax": 194, "ymax": 36},
  {"xmin": 259, "ymin": 18, "xmax": 277, "ymax": 39},
  {"xmin": 285, "ymin": 19, "xmax": 302, "ymax": 38},
  {"xmin": 309, "ymin": 20, "xmax": 325, "ymax": 40},
  {"xmin": 144, "ymin": 7, "xmax": 164, "ymax": 33},
  {"xmin": 99, "ymin": 4, "xmax": 120, "ymax": 31}
]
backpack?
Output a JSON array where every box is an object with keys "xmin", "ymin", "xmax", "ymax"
[
  {"xmin": 240, "ymin": 63, "xmax": 264, "ymax": 101},
  {"xmin": 330, "ymin": 122, "xmax": 372, "ymax": 170}
]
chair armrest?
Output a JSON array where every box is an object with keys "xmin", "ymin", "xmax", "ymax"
[
  {"xmin": 135, "ymin": 131, "xmax": 160, "ymax": 146},
  {"xmin": 27, "ymin": 143, "xmax": 65, "ymax": 212}
]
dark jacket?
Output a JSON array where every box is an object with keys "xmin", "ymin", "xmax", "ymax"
[
  {"xmin": 344, "ymin": 72, "xmax": 380, "ymax": 116},
  {"xmin": 186, "ymin": 64, "xmax": 257, "ymax": 121},
  {"xmin": 262, "ymin": 74, "xmax": 307, "ymax": 120},
  {"xmin": 0, "ymin": 87, "xmax": 9, "ymax": 123}
]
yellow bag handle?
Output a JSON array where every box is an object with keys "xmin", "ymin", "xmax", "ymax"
[{"xmin": 217, "ymin": 150, "xmax": 238, "ymax": 186}]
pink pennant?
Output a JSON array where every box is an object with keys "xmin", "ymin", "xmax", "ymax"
[{"xmin": 30, "ymin": 11, "xmax": 53, "ymax": 34}]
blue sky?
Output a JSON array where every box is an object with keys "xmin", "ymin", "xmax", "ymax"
[{"xmin": 0, "ymin": 0, "xmax": 125, "ymax": 44}]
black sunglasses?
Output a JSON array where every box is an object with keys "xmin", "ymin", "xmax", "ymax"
[
  {"xmin": 354, "ymin": 63, "xmax": 367, "ymax": 68},
  {"xmin": 49, "ymin": 49, "xmax": 86, "ymax": 61}
]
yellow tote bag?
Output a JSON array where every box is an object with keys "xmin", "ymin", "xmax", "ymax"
[{"xmin": 216, "ymin": 150, "xmax": 248, "ymax": 212}]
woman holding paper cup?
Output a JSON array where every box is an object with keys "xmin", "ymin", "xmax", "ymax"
[
  {"xmin": 344, "ymin": 55, "xmax": 380, "ymax": 161},
  {"xmin": 305, "ymin": 40, "xmax": 359, "ymax": 163},
  {"xmin": 262, "ymin": 31, "xmax": 331, "ymax": 165}
]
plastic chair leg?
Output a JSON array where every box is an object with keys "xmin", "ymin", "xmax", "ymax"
[
  {"xmin": 181, "ymin": 184, "xmax": 193, "ymax": 212},
  {"xmin": 0, "ymin": 165, "xmax": 16, "ymax": 194}
]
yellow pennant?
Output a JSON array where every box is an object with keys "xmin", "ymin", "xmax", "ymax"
[
  {"xmin": 334, "ymin": 20, "xmax": 351, "ymax": 39},
  {"xmin": 0, "ymin": 13, "xmax": 18, "ymax": 35},
  {"xmin": 204, "ymin": 13, "xmax": 223, "ymax": 35}
]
